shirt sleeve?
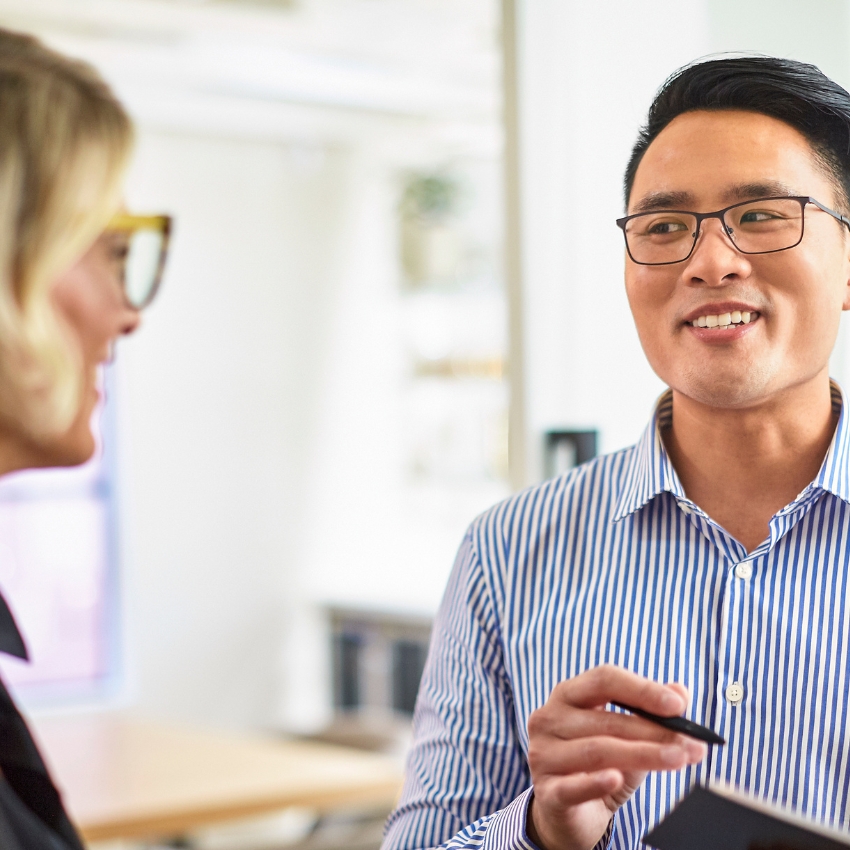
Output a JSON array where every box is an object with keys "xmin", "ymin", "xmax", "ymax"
[{"xmin": 382, "ymin": 527, "xmax": 539, "ymax": 850}]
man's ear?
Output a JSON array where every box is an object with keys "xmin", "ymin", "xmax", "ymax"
[{"xmin": 843, "ymin": 228, "xmax": 850, "ymax": 311}]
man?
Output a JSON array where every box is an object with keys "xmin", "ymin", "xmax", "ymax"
[{"xmin": 382, "ymin": 56, "xmax": 850, "ymax": 850}]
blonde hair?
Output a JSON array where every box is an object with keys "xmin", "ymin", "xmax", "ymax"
[{"xmin": 0, "ymin": 28, "xmax": 133, "ymax": 438}]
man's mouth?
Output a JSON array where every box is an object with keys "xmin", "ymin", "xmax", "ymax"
[{"xmin": 689, "ymin": 310, "xmax": 759, "ymax": 330}]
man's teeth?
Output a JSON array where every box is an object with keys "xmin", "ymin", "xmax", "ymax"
[{"xmin": 691, "ymin": 310, "xmax": 755, "ymax": 329}]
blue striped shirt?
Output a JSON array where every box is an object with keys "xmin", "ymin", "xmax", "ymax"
[{"xmin": 383, "ymin": 384, "xmax": 850, "ymax": 850}]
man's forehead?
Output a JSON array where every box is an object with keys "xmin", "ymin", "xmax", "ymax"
[
  {"xmin": 631, "ymin": 180, "xmax": 800, "ymax": 213},
  {"xmin": 627, "ymin": 110, "xmax": 834, "ymax": 212}
]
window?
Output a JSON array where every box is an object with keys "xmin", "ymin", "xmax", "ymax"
[{"xmin": 0, "ymin": 368, "xmax": 120, "ymax": 704}]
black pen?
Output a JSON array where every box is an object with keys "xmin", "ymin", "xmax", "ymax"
[{"xmin": 612, "ymin": 701, "xmax": 725, "ymax": 746}]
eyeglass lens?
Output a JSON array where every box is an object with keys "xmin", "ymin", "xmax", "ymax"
[
  {"xmin": 623, "ymin": 198, "xmax": 804, "ymax": 265},
  {"xmin": 123, "ymin": 228, "xmax": 166, "ymax": 308}
]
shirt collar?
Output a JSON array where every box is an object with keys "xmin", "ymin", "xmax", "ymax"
[
  {"xmin": 810, "ymin": 380, "xmax": 850, "ymax": 503},
  {"xmin": 613, "ymin": 380, "xmax": 850, "ymax": 523}
]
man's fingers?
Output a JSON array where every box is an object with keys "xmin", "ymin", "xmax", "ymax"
[
  {"xmin": 526, "ymin": 670, "xmax": 706, "ymax": 850},
  {"xmin": 531, "ymin": 703, "xmax": 687, "ymax": 745},
  {"xmin": 542, "ymin": 769, "xmax": 625, "ymax": 809},
  {"xmin": 665, "ymin": 681, "xmax": 690, "ymax": 706},
  {"xmin": 553, "ymin": 665, "xmax": 688, "ymax": 715},
  {"xmin": 531, "ymin": 735, "xmax": 705, "ymax": 777}
]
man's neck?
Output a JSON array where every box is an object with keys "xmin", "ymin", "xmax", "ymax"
[{"xmin": 662, "ymin": 372, "xmax": 838, "ymax": 553}]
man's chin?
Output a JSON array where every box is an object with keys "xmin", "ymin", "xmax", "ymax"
[{"xmin": 672, "ymin": 365, "xmax": 775, "ymax": 409}]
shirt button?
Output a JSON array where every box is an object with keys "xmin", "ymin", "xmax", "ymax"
[
  {"xmin": 679, "ymin": 503, "xmax": 692, "ymax": 515},
  {"xmin": 735, "ymin": 562, "xmax": 752, "ymax": 580},
  {"xmin": 725, "ymin": 682, "xmax": 744, "ymax": 705}
]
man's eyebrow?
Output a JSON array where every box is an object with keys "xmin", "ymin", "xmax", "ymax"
[
  {"xmin": 631, "ymin": 192, "xmax": 693, "ymax": 213},
  {"xmin": 723, "ymin": 181, "xmax": 798, "ymax": 201},
  {"xmin": 630, "ymin": 182, "xmax": 801, "ymax": 214}
]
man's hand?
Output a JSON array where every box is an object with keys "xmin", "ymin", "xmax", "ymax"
[{"xmin": 526, "ymin": 665, "xmax": 707, "ymax": 850}]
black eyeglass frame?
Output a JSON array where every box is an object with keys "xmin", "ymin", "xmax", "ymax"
[{"xmin": 615, "ymin": 196, "xmax": 850, "ymax": 266}]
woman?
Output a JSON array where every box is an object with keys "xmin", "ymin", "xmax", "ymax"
[{"xmin": 0, "ymin": 28, "xmax": 170, "ymax": 849}]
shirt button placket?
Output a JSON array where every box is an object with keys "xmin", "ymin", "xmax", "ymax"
[
  {"xmin": 726, "ymin": 563, "xmax": 752, "ymax": 709},
  {"xmin": 714, "ymin": 552, "xmax": 753, "ymax": 766}
]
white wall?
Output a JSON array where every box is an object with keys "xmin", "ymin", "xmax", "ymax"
[
  {"xmin": 708, "ymin": 0, "xmax": 850, "ymax": 83},
  {"xmin": 518, "ymin": 0, "xmax": 850, "ymax": 481},
  {"xmin": 115, "ymin": 131, "xmax": 353, "ymax": 728}
]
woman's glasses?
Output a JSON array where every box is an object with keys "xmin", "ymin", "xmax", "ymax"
[{"xmin": 104, "ymin": 213, "xmax": 172, "ymax": 309}]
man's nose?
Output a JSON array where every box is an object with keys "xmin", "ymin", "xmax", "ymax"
[{"xmin": 682, "ymin": 216, "xmax": 751, "ymax": 284}]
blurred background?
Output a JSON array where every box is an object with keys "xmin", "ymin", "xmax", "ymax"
[{"xmin": 0, "ymin": 0, "xmax": 847, "ymax": 848}]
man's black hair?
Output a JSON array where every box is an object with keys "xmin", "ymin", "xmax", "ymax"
[{"xmin": 624, "ymin": 55, "xmax": 850, "ymax": 212}]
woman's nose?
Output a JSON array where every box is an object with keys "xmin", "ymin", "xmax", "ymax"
[{"xmin": 119, "ymin": 306, "xmax": 141, "ymax": 336}]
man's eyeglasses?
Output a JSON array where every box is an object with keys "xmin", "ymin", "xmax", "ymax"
[
  {"xmin": 104, "ymin": 213, "xmax": 172, "ymax": 309},
  {"xmin": 615, "ymin": 196, "xmax": 850, "ymax": 266}
]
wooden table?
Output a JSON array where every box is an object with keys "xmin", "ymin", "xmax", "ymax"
[{"xmin": 30, "ymin": 713, "xmax": 404, "ymax": 844}]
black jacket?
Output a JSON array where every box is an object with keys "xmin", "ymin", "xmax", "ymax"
[{"xmin": 0, "ymin": 594, "xmax": 83, "ymax": 850}]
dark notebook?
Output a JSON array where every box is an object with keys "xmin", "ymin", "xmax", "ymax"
[{"xmin": 644, "ymin": 785, "xmax": 850, "ymax": 850}]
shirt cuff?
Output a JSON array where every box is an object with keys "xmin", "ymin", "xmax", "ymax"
[
  {"xmin": 495, "ymin": 788, "xmax": 615, "ymax": 850},
  {"xmin": 481, "ymin": 787, "xmax": 538, "ymax": 850}
]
